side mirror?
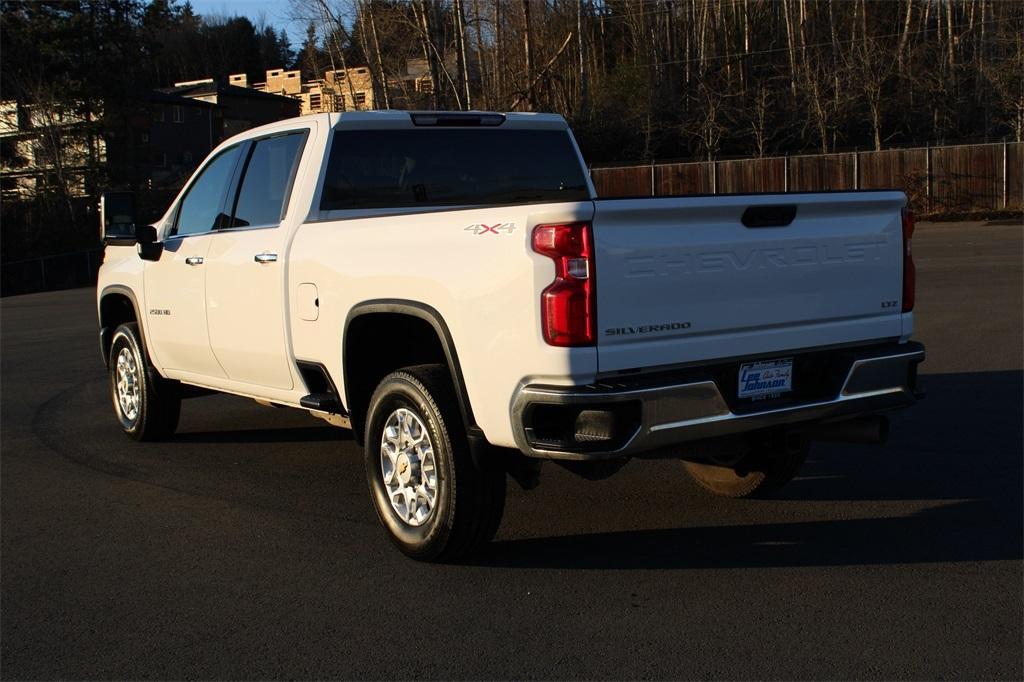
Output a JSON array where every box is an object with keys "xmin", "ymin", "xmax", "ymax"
[
  {"xmin": 136, "ymin": 224, "xmax": 164, "ymax": 262},
  {"xmin": 99, "ymin": 192, "xmax": 137, "ymax": 245}
]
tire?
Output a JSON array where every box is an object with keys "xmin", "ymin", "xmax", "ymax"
[
  {"xmin": 364, "ymin": 364, "xmax": 506, "ymax": 562},
  {"xmin": 108, "ymin": 322, "xmax": 180, "ymax": 441},
  {"xmin": 683, "ymin": 438, "xmax": 809, "ymax": 499}
]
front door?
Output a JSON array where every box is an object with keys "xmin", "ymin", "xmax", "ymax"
[
  {"xmin": 206, "ymin": 130, "xmax": 308, "ymax": 390},
  {"xmin": 144, "ymin": 143, "xmax": 243, "ymax": 377}
]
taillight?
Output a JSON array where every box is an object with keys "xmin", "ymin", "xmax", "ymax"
[
  {"xmin": 532, "ymin": 222, "xmax": 596, "ymax": 346},
  {"xmin": 901, "ymin": 208, "xmax": 916, "ymax": 312}
]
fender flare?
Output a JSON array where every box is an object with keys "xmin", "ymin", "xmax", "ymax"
[
  {"xmin": 98, "ymin": 284, "xmax": 149, "ymax": 368},
  {"xmin": 343, "ymin": 299, "xmax": 479, "ymax": 436}
]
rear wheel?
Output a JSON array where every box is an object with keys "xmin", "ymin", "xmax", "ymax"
[
  {"xmin": 364, "ymin": 364, "xmax": 505, "ymax": 562},
  {"xmin": 109, "ymin": 323, "xmax": 180, "ymax": 441},
  {"xmin": 683, "ymin": 438, "xmax": 809, "ymax": 498}
]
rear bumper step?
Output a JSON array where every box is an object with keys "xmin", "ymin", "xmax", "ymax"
[{"xmin": 511, "ymin": 341, "xmax": 924, "ymax": 460}]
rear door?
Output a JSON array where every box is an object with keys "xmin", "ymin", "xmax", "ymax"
[
  {"xmin": 205, "ymin": 129, "xmax": 309, "ymax": 390},
  {"xmin": 592, "ymin": 192, "xmax": 906, "ymax": 373}
]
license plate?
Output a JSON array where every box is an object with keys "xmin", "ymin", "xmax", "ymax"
[{"xmin": 738, "ymin": 358, "xmax": 793, "ymax": 400}]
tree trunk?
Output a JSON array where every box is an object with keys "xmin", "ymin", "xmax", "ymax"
[
  {"xmin": 897, "ymin": 0, "xmax": 913, "ymax": 74},
  {"xmin": 945, "ymin": 0, "xmax": 955, "ymax": 70},
  {"xmin": 494, "ymin": 0, "xmax": 503, "ymax": 107},
  {"xmin": 354, "ymin": 2, "xmax": 384, "ymax": 110},
  {"xmin": 781, "ymin": 0, "xmax": 797, "ymax": 96},
  {"xmin": 368, "ymin": 1, "xmax": 390, "ymax": 109},
  {"xmin": 315, "ymin": 0, "xmax": 360, "ymax": 111},
  {"xmin": 522, "ymin": 0, "xmax": 535, "ymax": 110},
  {"xmin": 472, "ymin": 0, "xmax": 488, "ymax": 109},
  {"xmin": 454, "ymin": 0, "xmax": 472, "ymax": 110},
  {"xmin": 577, "ymin": 0, "xmax": 587, "ymax": 112},
  {"xmin": 413, "ymin": 0, "xmax": 441, "ymax": 109}
]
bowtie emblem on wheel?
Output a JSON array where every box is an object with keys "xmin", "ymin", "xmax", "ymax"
[{"xmin": 465, "ymin": 222, "xmax": 516, "ymax": 235}]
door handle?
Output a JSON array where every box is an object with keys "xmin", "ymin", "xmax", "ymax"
[
  {"xmin": 254, "ymin": 253, "xmax": 278, "ymax": 264},
  {"xmin": 185, "ymin": 256, "xmax": 204, "ymax": 266}
]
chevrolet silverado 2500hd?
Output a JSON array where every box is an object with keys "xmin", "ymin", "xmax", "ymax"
[{"xmin": 97, "ymin": 111, "xmax": 925, "ymax": 560}]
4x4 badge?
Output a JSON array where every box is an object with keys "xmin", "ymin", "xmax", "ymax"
[{"xmin": 465, "ymin": 222, "xmax": 516, "ymax": 235}]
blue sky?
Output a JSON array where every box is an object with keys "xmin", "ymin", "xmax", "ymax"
[{"xmin": 189, "ymin": 1, "xmax": 304, "ymax": 39}]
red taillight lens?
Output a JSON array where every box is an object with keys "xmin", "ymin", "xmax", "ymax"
[
  {"xmin": 901, "ymin": 208, "xmax": 916, "ymax": 312},
  {"xmin": 532, "ymin": 222, "xmax": 596, "ymax": 346}
]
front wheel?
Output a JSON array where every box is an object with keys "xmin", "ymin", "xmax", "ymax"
[
  {"xmin": 683, "ymin": 438, "xmax": 809, "ymax": 499},
  {"xmin": 108, "ymin": 323, "xmax": 180, "ymax": 441},
  {"xmin": 364, "ymin": 365, "xmax": 505, "ymax": 562}
]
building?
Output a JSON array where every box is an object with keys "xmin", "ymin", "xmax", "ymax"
[
  {"xmin": 1, "ymin": 58, "xmax": 452, "ymax": 202},
  {"xmin": 130, "ymin": 90, "xmax": 216, "ymax": 189},
  {"xmin": 161, "ymin": 78, "xmax": 301, "ymax": 141},
  {"xmin": 1, "ymin": 90, "xmax": 218, "ymax": 200},
  {"xmin": 219, "ymin": 61, "xmax": 442, "ymax": 117},
  {"xmin": 228, "ymin": 67, "xmax": 376, "ymax": 115},
  {"xmin": 1, "ymin": 99, "xmax": 104, "ymax": 200}
]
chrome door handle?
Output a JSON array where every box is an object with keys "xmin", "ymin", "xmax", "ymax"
[
  {"xmin": 185, "ymin": 256, "xmax": 204, "ymax": 266},
  {"xmin": 254, "ymin": 253, "xmax": 278, "ymax": 264}
]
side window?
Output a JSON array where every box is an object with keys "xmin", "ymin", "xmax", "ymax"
[
  {"xmin": 229, "ymin": 132, "xmax": 305, "ymax": 228},
  {"xmin": 173, "ymin": 145, "xmax": 241, "ymax": 237}
]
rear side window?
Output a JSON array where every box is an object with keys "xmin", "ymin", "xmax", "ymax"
[
  {"xmin": 320, "ymin": 129, "xmax": 590, "ymax": 211},
  {"xmin": 229, "ymin": 132, "xmax": 306, "ymax": 228}
]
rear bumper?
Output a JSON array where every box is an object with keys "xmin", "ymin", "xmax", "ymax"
[{"xmin": 511, "ymin": 341, "xmax": 925, "ymax": 460}]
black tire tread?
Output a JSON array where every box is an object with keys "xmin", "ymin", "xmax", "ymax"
[
  {"xmin": 110, "ymin": 322, "xmax": 180, "ymax": 441},
  {"xmin": 366, "ymin": 364, "xmax": 505, "ymax": 562}
]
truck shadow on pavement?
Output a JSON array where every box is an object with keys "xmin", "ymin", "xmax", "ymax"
[
  {"xmin": 478, "ymin": 369, "xmax": 1023, "ymax": 570},
  {"xmin": 478, "ymin": 499, "xmax": 1020, "ymax": 569},
  {"xmin": 173, "ymin": 426, "xmax": 351, "ymax": 444}
]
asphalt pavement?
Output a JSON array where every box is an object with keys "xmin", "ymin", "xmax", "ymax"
[{"xmin": 2, "ymin": 220, "xmax": 1022, "ymax": 680}]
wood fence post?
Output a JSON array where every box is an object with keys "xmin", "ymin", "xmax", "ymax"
[
  {"xmin": 926, "ymin": 144, "xmax": 932, "ymax": 212},
  {"xmin": 711, "ymin": 159, "xmax": 717, "ymax": 194},
  {"xmin": 784, "ymin": 154, "xmax": 789, "ymax": 192},
  {"xmin": 1003, "ymin": 141, "xmax": 1008, "ymax": 209},
  {"xmin": 853, "ymin": 150, "xmax": 859, "ymax": 190},
  {"xmin": 650, "ymin": 161, "xmax": 655, "ymax": 196}
]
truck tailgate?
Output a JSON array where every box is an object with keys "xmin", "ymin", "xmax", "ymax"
[{"xmin": 593, "ymin": 192, "xmax": 907, "ymax": 373}]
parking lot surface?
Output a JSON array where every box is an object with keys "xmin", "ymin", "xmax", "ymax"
[{"xmin": 2, "ymin": 220, "xmax": 1021, "ymax": 679}]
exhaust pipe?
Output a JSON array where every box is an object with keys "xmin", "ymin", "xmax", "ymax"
[{"xmin": 803, "ymin": 415, "xmax": 889, "ymax": 444}]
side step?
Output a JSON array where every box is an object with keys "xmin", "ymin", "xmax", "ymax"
[
  {"xmin": 300, "ymin": 393, "xmax": 342, "ymax": 413},
  {"xmin": 296, "ymin": 361, "xmax": 346, "ymax": 416}
]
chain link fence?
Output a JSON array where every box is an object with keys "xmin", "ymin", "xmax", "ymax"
[{"xmin": 2, "ymin": 249, "xmax": 103, "ymax": 297}]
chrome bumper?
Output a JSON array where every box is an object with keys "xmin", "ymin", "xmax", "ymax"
[{"xmin": 511, "ymin": 342, "xmax": 925, "ymax": 460}]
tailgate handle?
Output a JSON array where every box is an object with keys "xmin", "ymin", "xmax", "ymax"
[{"xmin": 742, "ymin": 205, "xmax": 797, "ymax": 228}]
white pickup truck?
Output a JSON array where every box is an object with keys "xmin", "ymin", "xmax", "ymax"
[{"xmin": 97, "ymin": 111, "xmax": 925, "ymax": 560}]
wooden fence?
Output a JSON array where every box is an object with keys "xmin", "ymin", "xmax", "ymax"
[{"xmin": 591, "ymin": 142, "xmax": 1024, "ymax": 215}]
